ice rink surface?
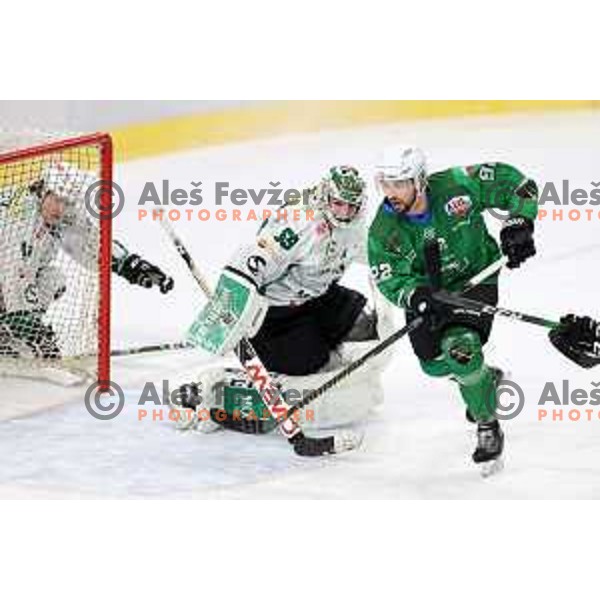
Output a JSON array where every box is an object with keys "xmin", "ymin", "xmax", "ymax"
[{"xmin": 1, "ymin": 110, "xmax": 599, "ymax": 498}]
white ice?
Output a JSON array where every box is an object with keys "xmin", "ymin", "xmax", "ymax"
[{"xmin": 1, "ymin": 110, "xmax": 599, "ymax": 498}]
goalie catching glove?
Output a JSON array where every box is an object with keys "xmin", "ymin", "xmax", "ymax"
[{"xmin": 187, "ymin": 268, "xmax": 268, "ymax": 356}]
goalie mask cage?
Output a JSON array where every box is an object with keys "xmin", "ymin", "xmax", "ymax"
[{"xmin": 0, "ymin": 132, "xmax": 112, "ymax": 385}]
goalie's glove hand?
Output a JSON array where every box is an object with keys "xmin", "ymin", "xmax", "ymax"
[
  {"xmin": 116, "ymin": 254, "xmax": 174, "ymax": 294},
  {"xmin": 500, "ymin": 217, "xmax": 536, "ymax": 269}
]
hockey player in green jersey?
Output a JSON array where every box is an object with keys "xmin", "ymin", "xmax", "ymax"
[{"xmin": 368, "ymin": 146, "xmax": 539, "ymax": 469}]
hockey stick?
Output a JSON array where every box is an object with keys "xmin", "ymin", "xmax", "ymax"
[
  {"xmin": 287, "ymin": 316, "xmax": 423, "ymax": 417},
  {"xmin": 110, "ymin": 341, "xmax": 192, "ymax": 357},
  {"xmin": 158, "ymin": 215, "xmax": 366, "ymax": 456},
  {"xmin": 62, "ymin": 340, "xmax": 193, "ymax": 363},
  {"xmin": 462, "ymin": 257, "xmax": 508, "ymax": 291},
  {"xmin": 433, "ymin": 290, "xmax": 600, "ymax": 369}
]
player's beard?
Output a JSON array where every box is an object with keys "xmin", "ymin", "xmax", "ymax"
[{"xmin": 389, "ymin": 190, "xmax": 418, "ymax": 214}]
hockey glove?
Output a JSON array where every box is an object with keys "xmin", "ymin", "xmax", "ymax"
[
  {"xmin": 115, "ymin": 254, "xmax": 174, "ymax": 293},
  {"xmin": 500, "ymin": 217, "xmax": 536, "ymax": 269},
  {"xmin": 549, "ymin": 314, "xmax": 600, "ymax": 369},
  {"xmin": 408, "ymin": 285, "xmax": 451, "ymax": 328}
]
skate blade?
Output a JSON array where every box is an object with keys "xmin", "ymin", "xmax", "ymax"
[{"xmin": 480, "ymin": 457, "xmax": 504, "ymax": 478}]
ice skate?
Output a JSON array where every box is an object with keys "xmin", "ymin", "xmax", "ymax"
[{"xmin": 472, "ymin": 420, "xmax": 505, "ymax": 477}]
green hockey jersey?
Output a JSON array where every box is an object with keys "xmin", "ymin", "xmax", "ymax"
[{"xmin": 368, "ymin": 162, "xmax": 538, "ymax": 307}]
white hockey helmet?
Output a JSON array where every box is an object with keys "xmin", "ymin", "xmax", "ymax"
[
  {"xmin": 38, "ymin": 161, "xmax": 96, "ymax": 202},
  {"xmin": 374, "ymin": 145, "xmax": 427, "ymax": 193}
]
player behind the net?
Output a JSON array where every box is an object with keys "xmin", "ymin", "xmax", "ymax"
[
  {"xmin": 176, "ymin": 166, "xmax": 389, "ymax": 436},
  {"xmin": 0, "ymin": 161, "xmax": 174, "ymax": 361},
  {"xmin": 368, "ymin": 146, "xmax": 543, "ymax": 472}
]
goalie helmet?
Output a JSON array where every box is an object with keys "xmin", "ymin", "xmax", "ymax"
[
  {"xmin": 316, "ymin": 165, "xmax": 367, "ymax": 227},
  {"xmin": 34, "ymin": 161, "xmax": 96, "ymax": 203},
  {"xmin": 375, "ymin": 145, "xmax": 428, "ymax": 194}
]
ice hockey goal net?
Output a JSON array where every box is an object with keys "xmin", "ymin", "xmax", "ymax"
[{"xmin": 0, "ymin": 132, "xmax": 112, "ymax": 385}]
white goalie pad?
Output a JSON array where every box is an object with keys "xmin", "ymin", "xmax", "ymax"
[
  {"xmin": 187, "ymin": 336, "xmax": 391, "ymax": 434},
  {"xmin": 185, "ymin": 284, "xmax": 398, "ymax": 433},
  {"xmin": 280, "ymin": 339, "xmax": 388, "ymax": 433}
]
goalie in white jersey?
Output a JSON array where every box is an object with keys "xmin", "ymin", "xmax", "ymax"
[
  {"xmin": 0, "ymin": 161, "xmax": 174, "ymax": 360},
  {"xmin": 178, "ymin": 166, "xmax": 390, "ymax": 435}
]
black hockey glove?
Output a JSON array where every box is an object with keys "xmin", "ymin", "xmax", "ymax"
[
  {"xmin": 114, "ymin": 254, "xmax": 174, "ymax": 293},
  {"xmin": 549, "ymin": 314, "xmax": 600, "ymax": 369},
  {"xmin": 408, "ymin": 285, "xmax": 451, "ymax": 328},
  {"xmin": 560, "ymin": 315, "xmax": 599, "ymax": 345},
  {"xmin": 500, "ymin": 217, "xmax": 536, "ymax": 269}
]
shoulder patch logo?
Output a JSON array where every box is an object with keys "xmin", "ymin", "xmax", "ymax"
[
  {"xmin": 274, "ymin": 227, "xmax": 299, "ymax": 250},
  {"xmin": 445, "ymin": 195, "xmax": 472, "ymax": 218}
]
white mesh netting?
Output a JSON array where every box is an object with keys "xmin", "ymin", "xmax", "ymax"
[{"xmin": 0, "ymin": 132, "xmax": 111, "ymax": 382}]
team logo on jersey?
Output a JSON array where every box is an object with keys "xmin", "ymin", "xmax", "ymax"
[
  {"xmin": 445, "ymin": 195, "xmax": 472, "ymax": 218},
  {"xmin": 274, "ymin": 228, "xmax": 299, "ymax": 250}
]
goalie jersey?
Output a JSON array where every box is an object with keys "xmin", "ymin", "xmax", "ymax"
[
  {"xmin": 226, "ymin": 200, "xmax": 366, "ymax": 307},
  {"xmin": 0, "ymin": 183, "xmax": 98, "ymax": 314}
]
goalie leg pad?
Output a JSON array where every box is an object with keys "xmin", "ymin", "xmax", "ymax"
[
  {"xmin": 174, "ymin": 366, "xmax": 282, "ymax": 434},
  {"xmin": 188, "ymin": 344, "xmax": 387, "ymax": 436},
  {"xmin": 280, "ymin": 340, "xmax": 387, "ymax": 433},
  {"xmin": 212, "ymin": 368, "xmax": 279, "ymax": 434}
]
